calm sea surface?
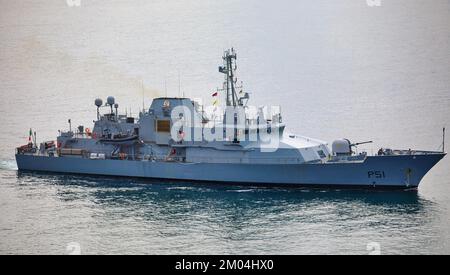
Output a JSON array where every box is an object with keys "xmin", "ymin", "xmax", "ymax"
[{"xmin": 0, "ymin": 0, "xmax": 449, "ymax": 254}]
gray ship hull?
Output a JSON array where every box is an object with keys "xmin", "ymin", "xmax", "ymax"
[{"xmin": 15, "ymin": 153, "xmax": 445, "ymax": 189}]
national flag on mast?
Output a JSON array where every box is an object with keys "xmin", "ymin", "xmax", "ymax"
[{"xmin": 213, "ymin": 99, "xmax": 218, "ymax": 106}]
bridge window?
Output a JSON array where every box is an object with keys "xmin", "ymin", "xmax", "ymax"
[
  {"xmin": 156, "ymin": 120, "xmax": 171, "ymax": 133},
  {"xmin": 317, "ymin": 150, "xmax": 327, "ymax": 158}
]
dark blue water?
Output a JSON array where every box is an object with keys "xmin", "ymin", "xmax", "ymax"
[
  {"xmin": 1, "ymin": 0, "xmax": 449, "ymax": 254},
  {"xmin": 1, "ymin": 171, "xmax": 445, "ymax": 254}
]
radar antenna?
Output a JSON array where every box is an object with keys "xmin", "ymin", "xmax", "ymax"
[{"xmin": 218, "ymin": 48, "xmax": 248, "ymax": 107}]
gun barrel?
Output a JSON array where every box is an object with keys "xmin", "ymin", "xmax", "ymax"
[{"xmin": 352, "ymin": 141, "xmax": 373, "ymax": 146}]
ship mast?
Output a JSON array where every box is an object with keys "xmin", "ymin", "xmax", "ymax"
[{"xmin": 219, "ymin": 48, "xmax": 241, "ymax": 107}]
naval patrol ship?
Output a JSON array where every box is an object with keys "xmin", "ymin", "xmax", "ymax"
[{"xmin": 16, "ymin": 49, "xmax": 446, "ymax": 189}]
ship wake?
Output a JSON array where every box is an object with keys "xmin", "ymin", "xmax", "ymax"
[{"xmin": 0, "ymin": 159, "xmax": 18, "ymax": 171}]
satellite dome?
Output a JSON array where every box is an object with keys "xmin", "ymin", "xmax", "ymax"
[
  {"xmin": 107, "ymin": 96, "xmax": 115, "ymax": 106},
  {"xmin": 95, "ymin": 98, "xmax": 103, "ymax": 107}
]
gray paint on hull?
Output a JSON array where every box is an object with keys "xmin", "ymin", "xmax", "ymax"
[{"xmin": 15, "ymin": 153, "xmax": 445, "ymax": 188}]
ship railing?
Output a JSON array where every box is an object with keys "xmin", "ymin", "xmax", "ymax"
[
  {"xmin": 378, "ymin": 149, "xmax": 445, "ymax": 156},
  {"xmin": 327, "ymin": 154, "xmax": 367, "ymax": 163},
  {"xmin": 184, "ymin": 156, "xmax": 307, "ymax": 164},
  {"xmin": 16, "ymin": 144, "xmax": 37, "ymax": 155}
]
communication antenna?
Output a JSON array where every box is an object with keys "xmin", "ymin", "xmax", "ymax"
[
  {"xmin": 178, "ymin": 70, "xmax": 181, "ymax": 98},
  {"xmin": 107, "ymin": 96, "xmax": 115, "ymax": 114},
  {"xmin": 218, "ymin": 48, "xmax": 248, "ymax": 107},
  {"xmin": 95, "ymin": 98, "xmax": 103, "ymax": 120},
  {"xmin": 164, "ymin": 79, "xmax": 168, "ymax": 98},
  {"xmin": 114, "ymin": 103, "xmax": 119, "ymax": 119},
  {"xmin": 142, "ymin": 79, "xmax": 145, "ymax": 112},
  {"xmin": 443, "ymin": 127, "xmax": 446, "ymax": 153}
]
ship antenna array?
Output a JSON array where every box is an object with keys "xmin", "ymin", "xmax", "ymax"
[
  {"xmin": 219, "ymin": 48, "xmax": 243, "ymax": 107},
  {"xmin": 443, "ymin": 127, "xmax": 446, "ymax": 153}
]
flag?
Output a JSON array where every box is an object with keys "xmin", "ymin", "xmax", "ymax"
[
  {"xmin": 212, "ymin": 92, "xmax": 218, "ymax": 97},
  {"xmin": 213, "ymin": 99, "xmax": 218, "ymax": 106},
  {"xmin": 28, "ymin": 128, "xmax": 32, "ymax": 142}
]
